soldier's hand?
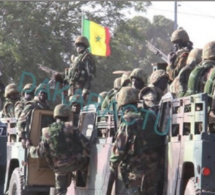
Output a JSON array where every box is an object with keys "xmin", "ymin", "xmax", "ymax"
[
  {"xmin": 25, "ymin": 140, "xmax": 30, "ymax": 149},
  {"xmin": 21, "ymin": 139, "xmax": 26, "ymax": 149},
  {"xmin": 168, "ymin": 52, "xmax": 177, "ymax": 65}
]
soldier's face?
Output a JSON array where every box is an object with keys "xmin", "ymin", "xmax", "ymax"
[
  {"xmin": 75, "ymin": 44, "xmax": 86, "ymax": 54},
  {"xmin": 38, "ymin": 91, "xmax": 48, "ymax": 102},
  {"xmin": 10, "ymin": 92, "xmax": 20, "ymax": 101},
  {"xmin": 131, "ymin": 78, "xmax": 145, "ymax": 90},
  {"xmin": 24, "ymin": 92, "xmax": 34, "ymax": 101}
]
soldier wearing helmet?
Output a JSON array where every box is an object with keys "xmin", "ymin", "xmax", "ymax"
[
  {"xmin": 170, "ymin": 48, "xmax": 202, "ymax": 97},
  {"xmin": 166, "ymin": 28, "xmax": 193, "ymax": 82},
  {"xmin": 55, "ymin": 36, "xmax": 96, "ymax": 104},
  {"xmin": 17, "ymin": 83, "xmax": 51, "ymax": 145},
  {"xmin": 27, "ymin": 104, "xmax": 90, "ymax": 194},
  {"xmin": 2, "ymin": 83, "xmax": 20, "ymax": 118},
  {"xmin": 139, "ymin": 69, "xmax": 169, "ymax": 110},
  {"xmin": 186, "ymin": 41, "xmax": 215, "ymax": 96},
  {"xmin": 14, "ymin": 83, "xmax": 35, "ymax": 119},
  {"xmin": 129, "ymin": 68, "xmax": 146, "ymax": 90},
  {"xmin": 110, "ymin": 86, "xmax": 163, "ymax": 195}
]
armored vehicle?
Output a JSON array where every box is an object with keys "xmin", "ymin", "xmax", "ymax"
[
  {"xmin": 160, "ymin": 93, "xmax": 215, "ymax": 194},
  {"xmin": 2, "ymin": 109, "xmax": 55, "ymax": 195}
]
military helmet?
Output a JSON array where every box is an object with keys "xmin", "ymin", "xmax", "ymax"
[
  {"xmin": 171, "ymin": 28, "xmax": 189, "ymax": 43},
  {"xmin": 130, "ymin": 68, "xmax": 146, "ymax": 83},
  {"xmin": 54, "ymin": 104, "xmax": 70, "ymax": 119},
  {"xmin": 114, "ymin": 77, "xmax": 121, "ymax": 89},
  {"xmin": 4, "ymin": 83, "xmax": 19, "ymax": 98},
  {"xmin": 121, "ymin": 71, "xmax": 131, "ymax": 86},
  {"xmin": 202, "ymin": 41, "xmax": 215, "ymax": 60},
  {"xmin": 150, "ymin": 69, "xmax": 169, "ymax": 85},
  {"xmin": 22, "ymin": 83, "xmax": 34, "ymax": 95},
  {"xmin": 98, "ymin": 91, "xmax": 107, "ymax": 103},
  {"xmin": 186, "ymin": 48, "xmax": 202, "ymax": 65},
  {"xmin": 117, "ymin": 87, "xmax": 139, "ymax": 108},
  {"xmin": 35, "ymin": 83, "xmax": 47, "ymax": 95},
  {"xmin": 75, "ymin": 36, "xmax": 89, "ymax": 48}
]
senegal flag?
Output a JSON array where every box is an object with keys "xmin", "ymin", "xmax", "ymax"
[{"xmin": 82, "ymin": 19, "xmax": 111, "ymax": 57}]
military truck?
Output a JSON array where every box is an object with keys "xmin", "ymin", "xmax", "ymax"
[
  {"xmin": 160, "ymin": 93, "xmax": 215, "ymax": 194},
  {"xmin": 2, "ymin": 109, "xmax": 55, "ymax": 195}
]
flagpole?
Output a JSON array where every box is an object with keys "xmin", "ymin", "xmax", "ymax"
[{"xmin": 81, "ymin": 13, "xmax": 84, "ymax": 35}]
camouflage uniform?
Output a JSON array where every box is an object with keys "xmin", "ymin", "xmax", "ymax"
[
  {"xmin": 64, "ymin": 36, "xmax": 96, "ymax": 101},
  {"xmin": 139, "ymin": 70, "xmax": 169, "ymax": 111},
  {"xmin": 186, "ymin": 41, "xmax": 215, "ymax": 96},
  {"xmin": 166, "ymin": 28, "xmax": 192, "ymax": 82},
  {"xmin": 110, "ymin": 87, "xmax": 163, "ymax": 195},
  {"xmin": 14, "ymin": 83, "xmax": 35, "ymax": 119},
  {"xmin": 2, "ymin": 83, "xmax": 20, "ymax": 118},
  {"xmin": 29, "ymin": 104, "xmax": 90, "ymax": 195},
  {"xmin": 17, "ymin": 84, "xmax": 50, "ymax": 139},
  {"xmin": 170, "ymin": 48, "xmax": 202, "ymax": 97}
]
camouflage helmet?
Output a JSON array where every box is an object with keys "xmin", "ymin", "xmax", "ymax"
[
  {"xmin": 202, "ymin": 41, "xmax": 215, "ymax": 60},
  {"xmin": 171, "ymin": 28, "xmax": 189, "ymax": 43},
  {"xmin": 22, "ymin": 83, "xmax": 35, "ymax": 95},
  {"xmin": 98, "ymin": 91, "xmax": 107, "ymax": 103},
  {"xmin": 54, "ymin": 104, "xmax": 70, "ymax": 119},
  {"xmin": 186, "ymin": 48, "xmax": 202, "ymax": 65},
  {"xmin": 75, "ymin": 36, "xmax": 89, "ymax": 47},
  {"xmin": 150, "ymin": 69, "xmax": 169, "ymax": 85},
  {"xmin": 35, "ymin": 83, "xmax": 47, "ymax": 95},
  {"xmin": 117, "ymin": 87, "xmax": 139, "ymax": 108},
  {"xmin": 4, "ymin": 83, "xmax": 19, "ymax": 98},
  {"xmin": 130, "ymin": 68, "xmax": 146, "ymax": 83},
  {"xmin": 121, "ymin": 71, "xmax": 131, "ymax": 86},
  {"xmin": 114, "ymin": 77, "xmax": 121, "ymax": 89}
]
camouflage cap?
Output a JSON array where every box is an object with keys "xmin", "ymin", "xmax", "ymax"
[
  {"xmin": 186, "ymin": 48, "xmax": 202, "ymax": 65},
  {"xmin": 117, "ymin": 86, "xmax": 139, "ymax": 108},
  {"xmin": 171, "ymin": 28, "xmax": 189, "ymax": 43},
  {"xmin": 114, "ymin": 77, "xmax": 121, "ymax": 89},
  {"xmin": 4, "ymin": 83, "xmax": 19, "ymax": 98},
  {"xmin": 75, "ymin": 36, "xmax": 89, "ymax": 47},
  {"xmin": 130, "ymin": 68, "xmax": 146, "ymax": 83},
  {"xmin": 54, "ymin": 104, "xmax": 70, "ymax": 119},
  {"xmin": 202, "ymin": 41, "xmax": 215, "ymax": 60},
  {"xmin": 150, "ymin": 69, "xmax": 169, "ymax": 85}
]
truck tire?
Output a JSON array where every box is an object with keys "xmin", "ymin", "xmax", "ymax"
[
  {"xmin": 8, "ymin": 168, "xmax": 25, "ymax": 195},
  {"xmin": 184, "ymin": 177, "xmax": 200, "ymax": 195}
]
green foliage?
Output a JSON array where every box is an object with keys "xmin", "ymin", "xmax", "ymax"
[{"xmin": 0, "ymin": 2, "xmax": 174, "ymax": 97}]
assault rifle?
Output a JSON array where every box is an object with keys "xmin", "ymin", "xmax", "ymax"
[
  {"xmin": 37, "ymin": 64, "xmax": 61, "ymax": 80},
  {"xmin": 146, "ymin": 40, "xmax": 168, "ymax": 63}
]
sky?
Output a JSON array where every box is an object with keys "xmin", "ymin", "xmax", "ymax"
[{"xmin": 127, "ymin": 1, "xmax": 215, "ymax": 49}]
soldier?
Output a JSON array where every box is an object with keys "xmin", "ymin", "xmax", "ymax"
[
  {"xmin": 169, "ymin": 48, "xmax": 202, "ymax": 97},
  {"xmin": 166, "ymin": 28, "xmax": 193, "ymax": 82},
  {"xmin": 130, "ymin": 68, "xmax": 146, "ymax": 90},
  {"xmin": 139, "ymin": 69, "xmax": 169, "ymax": 111},
  {"xmin": 17, "ymin": 83, "xmax": 50, "ymax": 143},
  {"xmin": 2, "ymin": 83, "xmax": 20, "ymax": 118},
  {"xmin": 55, "ymin": 36, "xmax": 96, "ymax": 104},
  {"xmin": 97, "ymin": 91, "xmax": 108, "ymax": 105},
  {"xmin": 14, "ymin": 83, "xmax": 35, "ymax": 119},
  {"xmin": 110, "ymin": 87, "xmax": 163, "ymax": 195},
  {"xmin": 101, "ymin": 72, "xmax": 131, "ymax": 110},
  {"xmin": 27, "ymin": 104, "xmax": 90, "ymax": 195},
  {"xmin": 186, "ymin": 41, "xmax": 215, "ymax": 96}
]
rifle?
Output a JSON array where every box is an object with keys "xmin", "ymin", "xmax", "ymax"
[
  {"xmin": 146, "ymin": 40, "xmax": 168, "ymax": 63},
  {"xmin": 37, "ymin": 64, "xmax": 62, "ymax": 80}
]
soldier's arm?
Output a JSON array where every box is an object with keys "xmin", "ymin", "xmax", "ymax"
[{"xmin": 5, "ymin": 103, "xmax": 15, "ymax": 118}]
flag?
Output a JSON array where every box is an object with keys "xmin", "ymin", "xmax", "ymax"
[{"xmin": 82, "ymin": 19, "xmax": 111, "ymax": 57}]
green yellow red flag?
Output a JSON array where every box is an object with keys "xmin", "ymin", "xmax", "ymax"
[{"xmin": 82, "ymin": 19, "xmax": 111, "ymax": 57}]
